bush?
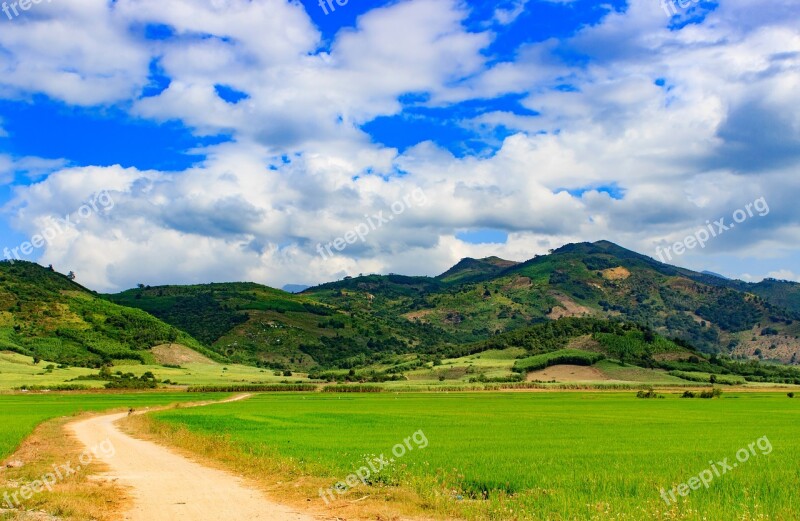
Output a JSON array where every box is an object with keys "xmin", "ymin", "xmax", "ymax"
[
  {"xmin": 789, "ymin": 392, "xmax": 795, "ymax": 398},
  {"xmin": 683, "ymin": 388, "xmax": 722, "ymax": 399},
  {"xmin": 321, "ymin": 385, "xmax": 383, "ymax": 393},
  {"xmin": 636, "ymin": 389, "xmax": 664, "ymax": 399},
  {"xmin": 188, "ymin": 384, "xmax": 317, "ymax": 392},
  {"xmin": 699, "ymin": 388, "xmax": 723, "ymax": 399}
]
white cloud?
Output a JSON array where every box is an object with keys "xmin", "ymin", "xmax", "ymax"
[
  {"xmin": 2, "ymin": 0, "xmax": 800, "ymax": 290},
  {"xmin": 767, "ymin": 270, "xmax": 800, "ymax": 282},
  {"xmin": 492, "ymin": 0, "xmax": 531, "ymax": 26}
]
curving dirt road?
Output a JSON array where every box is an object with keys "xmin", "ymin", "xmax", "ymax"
[{"xmin": 67, "ymin": 396, "xmax": 321, "ymax": 521}]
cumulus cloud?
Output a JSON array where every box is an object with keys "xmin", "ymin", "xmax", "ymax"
[{"xmin": 1, "ymin": 0, "xmax": 799, "ymax": 291}]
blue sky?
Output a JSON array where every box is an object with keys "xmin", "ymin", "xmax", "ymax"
[{"xmin": 1, "ymin": 0, "xmax": 799, "ymax": 291}]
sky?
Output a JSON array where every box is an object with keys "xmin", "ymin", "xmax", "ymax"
[{"xmin": 0, "ymin": 0, "xmax": 799, "ymax": 292}]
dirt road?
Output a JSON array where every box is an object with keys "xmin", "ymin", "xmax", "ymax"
[{"xmin": 67, "ymin": 397, "xmax": 321, "ymax": 521}]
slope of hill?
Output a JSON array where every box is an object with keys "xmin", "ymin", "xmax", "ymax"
[
  {"xmin": 91, "ymin": 240, "xmax": 800, "ymax": 370},
  {"xmin": 107, "ymin": 282, "xmax": 421, "ymax": 369},
  {"xmin": 303, "ymin": 241, "xmax": 800, "ymax": 363},
  {"xmin": 0, "ymin": 261, "xmax": 213, "ymax": 367}
]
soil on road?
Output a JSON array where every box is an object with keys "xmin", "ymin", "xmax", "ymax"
[{"xmin": 67, "ymin": 399, "xmax": 322, "ymax": 521}]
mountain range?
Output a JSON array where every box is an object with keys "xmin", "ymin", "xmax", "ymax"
[{"xmin": 2, "ymin": 241, "xmax": 799, "ymax": 371}]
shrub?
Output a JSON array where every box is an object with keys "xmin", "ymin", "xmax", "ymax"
[
  {"xmin": 699, "ymin": 388, "xmax": 723, "ymax": 399},
  {"xmin": 789, "ymin": 392, "xmax": 795, "ymax": 398},
  {"xmin": 187, "ymin": 384, "xmax": 317, "ymax": 392},
  {"xmin": 683, "ymin": 388, "xmax": 722, "ymax": 399},
  {"xmin": 636, "ymin": 389, "xmax": 664, "ymax": 399},
  {"xmin": 321, "ymin": 385, "xmax": 383, "ymax": 393}
]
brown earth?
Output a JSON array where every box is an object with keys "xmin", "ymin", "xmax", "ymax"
[{"xmin": 526, "ymin": 365, "xmax": 611, "ymax": 382}]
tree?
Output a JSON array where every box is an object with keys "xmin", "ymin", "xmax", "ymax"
[{"xmin": 67, "ymin": 271, "xmax": 76, "ymax": 281}]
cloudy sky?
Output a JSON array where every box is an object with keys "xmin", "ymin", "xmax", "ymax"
[{"xmin": 0, "ymin": 0, "xmax": 799, "ymax": 292}]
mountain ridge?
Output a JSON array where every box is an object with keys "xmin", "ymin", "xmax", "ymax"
[{"xmin": 5, "ymin": 240, "xmax": 800, "ymax": 371}]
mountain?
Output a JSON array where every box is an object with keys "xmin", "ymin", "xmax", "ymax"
[
  {"xmin": 437, "ymin": 256, "xmax": 520, "ymax": 285},
  {"xmin": 8, "ymin": 240, "xmax": 799, "ymax": 372},
  {"xmin": 107, "ymin": 282, "xmax": 417, "ymax": 369},
  {"xmin": 701, "ymin": 271, "xmax": 729, "ymax": 280},
  {"xmin": 303, "ymin": 240, "xmax": 800, "ymax": 363},
  {"xmin": 282, "ymin": 284, "xmax": 311, "ymax": 293},
  {"xmin": 0, "ymin": 261, "xmax": 214, "ymax": 367}
]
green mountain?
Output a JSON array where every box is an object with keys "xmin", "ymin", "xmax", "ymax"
[
  {"xmin": 304, "ymin": 240, "xmax": 800, "ymax": 364},
  {"xmin": 437, "ymin": 256, "xmax": 520, "ymax": 285},
  {"xmin": 107, "ymin": 282, "xmax": 418, "ymax": 369},
  {"xmin": 0, "ymin": 261, "xmax": 214, "ymax": 367},
  {"xmin": 101, "ymin": 241, "xmax": 800, "ymax": 369},
  {"xmin": 6, "ymin": 241, "xmax": 800, "ymax": 375}
]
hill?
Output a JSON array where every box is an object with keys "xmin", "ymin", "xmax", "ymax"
[
  {"xmin": 107, "ymin": 282, "xmax": 420, "ymax": 369},
  {"xmin": 304, "ymin": 241, "xmax": 800, "ymax": 364},
  {"xmin": 0, "ymin": 239, "xmax": 788, "ymax": 373},
  {"xmin": 0, "ymin": 261, "xmax": 214, "ymax": 367}
]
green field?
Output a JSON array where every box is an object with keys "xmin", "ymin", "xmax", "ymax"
[
  {"xmin": 150, "ymin": 392, "xmax": 800, "ymax": 520},
  {"xmin": 0, "ymin": 392, "xmax": 226, "ymax": 460},
  {"xmin": 0, "ymin": 351, "xmax": 309, "ymax": 391}
]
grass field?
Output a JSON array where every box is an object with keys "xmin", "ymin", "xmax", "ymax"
[
  {"xmin": 0, "ymin": 350, "xmax": 307, "ymax": 391},
  {"xmin": 149, "ymin": 392, "xmax": 800, "ymax": 520},
  {"xmin": 0, "ymin": 392, "xmax": 225, "ymax": 460}
]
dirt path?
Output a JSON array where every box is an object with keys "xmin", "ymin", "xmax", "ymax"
[{"xmin": 66, "ymin": 395, "xmax": 322, "ymax": 521}]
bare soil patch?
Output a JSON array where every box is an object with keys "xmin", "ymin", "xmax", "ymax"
[
  {"xmin": 151, "ymin": 344, "xmax": 215, "ymax": 365},
  {"xmin": 527, "ymin": 365, "xmax": 611, "ymax": 382}
]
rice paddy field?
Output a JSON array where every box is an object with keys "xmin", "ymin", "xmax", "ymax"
[
  {"xmin": 0, "ymin": 392, "xmax": 225, "ymax": 460},
  {"xmin": 150, "ymin": 392, "xmax": 800, "ymax": 521}
]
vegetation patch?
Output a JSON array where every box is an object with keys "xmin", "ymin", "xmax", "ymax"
[{"xmin": 512, "ymin": 349, "xmax": 605, "ymax": 373}]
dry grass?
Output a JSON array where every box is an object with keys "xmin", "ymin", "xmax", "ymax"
[
  {"xmin": 526, "ymin": 364, "xmax": 611, "ymax": 382},
  {"xmin": 0, "ymin": 413, "xmax": 130, "ymax": 521},
  {"xmin": 121, "ymin": 412, "xmax": 458, "ymax": 521},
  {"xmin": 546, "ymin": 294, "xmax": 594, "ymax": 320},
  {"xmin": 150, "ymin": 344, "xmax": 215, "ymax": 366},
  {"xmin": 600, "ymin": 267, "xmax": 631, "ymax": 281}
]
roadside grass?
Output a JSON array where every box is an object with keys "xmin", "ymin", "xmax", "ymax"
[
  {"xmin": 0, "ymin": 393, "xmax": 227, "ymax": 459},
  {"xmin": 0, "ymin": 415, "xmax": 126, "ymax": 521},
  {"xmin": 141, "ymin": 392, "xmax": 800, "ymax": 521},
  {"xmin": 0, "ymin": 393, "xmax": 227, "ymax": 521}
]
